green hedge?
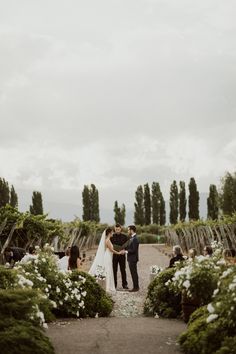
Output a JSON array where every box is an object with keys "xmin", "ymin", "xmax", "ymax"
[{"xmin": 144, "ymin": 268, "xmax": 181, "ymax": 318}]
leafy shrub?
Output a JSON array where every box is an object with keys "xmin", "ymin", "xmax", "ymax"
[
  {"xmin": 0, "ymin": 288, "xmax": 53, "ymax": 326},
  {"xmin": 144, "ymin": 268, "xmax": 182, "ymax": 318},
  {"xmin": 0, "ymin": 319, "xmax": 54, "ymax": 354},
  {"xmin": 172, "ymin": 257, "xmax": 220, "ymax": 306},
  {"xmin": 138, "ymin": 233, "xmax": 159, "ymax": 244},
  {"xmin": 70, "ymin": 271, "xmax": 113, "ymax": 317},
  {"xmin": 178, "ymin": 265, "xmax": 236, "ymax": 354}
]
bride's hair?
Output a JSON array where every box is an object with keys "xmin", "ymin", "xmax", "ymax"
[{"xmin": 105, "ymin": 227, "xmax": 113, "ymax": 237}]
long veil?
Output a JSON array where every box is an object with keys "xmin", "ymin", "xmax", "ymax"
[{"xmin": 89, "ymin": 230, "xmax": 106, "ymax": 275}]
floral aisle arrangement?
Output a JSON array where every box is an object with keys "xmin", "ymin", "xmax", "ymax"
[
  {"xmin": 15, "ymin": 245, "xmax": 87, "ymax": 318},
  {"xmin": 0, "ymin": 244, "xmax": 114, "ymax": 353},
  {"xmin": 93, "ymin": 265, "xmax": 106, "ymax": 290},
  {"xmin": 179, "ymin": 264, "xmax": 236, "ymax": 354},
  {"xmin": 144, "ymin": 267, "xmax": 182, "ymax": 318},
  {"xmin": 149, "ymin": 265, "xmax": 163, "ymax": 282},
  {"xmin": 15, "ymin": 245, "xmax": 113, "ymax": 318},
  {"xmin": 0, "ymin": 267, "xmax": 54, "ymax": 354}
]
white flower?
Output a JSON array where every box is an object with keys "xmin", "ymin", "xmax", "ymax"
[
  {"xmin": 35, "ymin": 246, "xmax": 40, "ymax": 250},
  {"xmin": 206, "ymin": 314, "xmax": 218, "ymax": 323},
  {"xmin": 79, "ymin": 301, "xmax": 84, "ymax": 307},
  {"xmin": 76, "ymin": 311, "xmax": 80, "ymax": 317},
  {"xmin": 50, "ymin": 300, "xmax": 57, "ymax": 308},
  {"xmin": 59, "ymin": 300, "xmax": 63, "ymax": 305},
  {"xmin": 81, "ymin": 291, "xmax": 87, "ymax": 297},
  {"xmin": 154, "ymin": 313, "xmax": 159, "ymax": 318},
  {"xmin": 43, "ymin": 323, "xmax": 48, "ymax": 329},
  {"xmin": 221, "ymin": 268, "xmax": 233, "ymax": 279},
  {"xmin": 41, "ymin": 258, "xmax": 46, "ymax": 263},
  {"xmin": 183, "ymin": 280, "xmax": 190, "ymax": 289},
  {"xmin": 95, "ymin": 313, "xmax": 99, "ymax": 318},
  {"xmin": 229, "ymin": 283, "xmax": 236, "ymax": 291},
  {"xmin": 207, "ymin": 303, "xmax": 215, "ymax": 314},
  {"xmin": 213, "ymin": 289, "xmax": 219, "ymax": 297},
  {"xmin": 56, "ymin": 286, "xmax": 60, "ymax": 293}
]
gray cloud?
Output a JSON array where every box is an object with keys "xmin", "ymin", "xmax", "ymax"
[{"xmin": 0, "ymin": 0, "xmax": 235, "ymax": 222}]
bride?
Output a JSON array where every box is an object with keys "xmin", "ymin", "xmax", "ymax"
[{"xmin": 89, "ymin": 227, "xmax": 125, "ymax": 292}]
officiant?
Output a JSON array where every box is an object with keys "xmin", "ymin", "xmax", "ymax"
[{"xmin": 111, "ymin": 223, "xmax": 129, "ymax": 289}]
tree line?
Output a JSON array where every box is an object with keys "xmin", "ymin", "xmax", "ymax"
[
  {"xmin": 1, "ymin": 171, "xmax": 236, "ymax": 225},
  {"xmin": 0, "ymin": 178, "xmax": 43, "ymax": 215}
]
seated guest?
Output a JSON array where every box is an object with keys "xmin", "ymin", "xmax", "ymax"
[
  {"xmin": 203, "ymin": 245, "xmax": 213, "ymax": 257},
  {"xmin": 4, "ymin": 247, "xmax": 26, "ymax": 267},
  {"xmin": 68, "ymin": 245, "xmax": 81, "ymax": 270},
  {"xmin": 169, "ymin": 245, "xmax": 185, "ymax": 268},
  {"xmin": 58, "ymin": 247, "xmax": 70, "ymax": 272},
  {"xmin": 188, "ymin": 248, "xmax": 197, "ymax": 262},
  {"xmin": 20, "ymin": 246, "xmax": 37, "ymax": 263}
]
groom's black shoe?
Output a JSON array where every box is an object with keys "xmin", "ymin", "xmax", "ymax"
[
  {"xmin": 123, "ymin": 285, "xmax": 129, "ymax": 290},
  {"xmin": 129, "ymin": 288, "xmax": 139, "ymax": 292}
]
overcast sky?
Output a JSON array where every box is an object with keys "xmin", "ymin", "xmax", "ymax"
[{"xmin": 0, "ymin": 0, "xmax": 236, "ymax": 222}]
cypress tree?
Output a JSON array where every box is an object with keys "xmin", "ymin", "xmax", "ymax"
[
  {"xmin": 90, "ymin": 184, "xmax": 100, "ymax": 223},
  {"xmin": 221, "ymin": 172, "xmax": 234, "ymax": 215},
  {"xmin": 10, "ymin": 185, "xmax": 18, "ymax": 209},
  {"xmin": 120, "ymin": 203, "xmax": 126, "ymax": 226},
  {"xmin": 144, "ymin": 183, "xmax": 151, "ymax": 225},
  {"xmin": 188, "ymin": 177, "xmax": 200, "ymax": 220},
  {"xmin": 30, "ymin": 191, "xmax": 43, "ymax": 215},
  {"xmin": 169, "ymin": 180, "xmax": 178, "ymax": 224},
  {"xmin": 0, "ymin": 177, "xmax": 10, "ymax": 208},
  {"xmin": 179, "ymin": 181, "xmax": 186, "ymax": 222},
  {"xmin": 82, "ymin": 185, "xmax": 91, "ymax": 221},
  {"xmin": 114, "ymin": 201, "xmax": 125, "ymax": 226},
  {"xmin": 160, "ymin": 193, "xmax": 166, "ymax": 226},
  {"xmin": 152, "ymin": 182, "xmax": 161, "ymax": 224},
  {"xmin": 207, "ymin": 184, "xmax": 219, "ymax": 220},
  {"xmin": 134, "ymin": 185, "xmax": 144, "ymax": 225}
]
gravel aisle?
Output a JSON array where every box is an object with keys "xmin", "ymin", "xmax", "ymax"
[{"xmin": 47, "ymin": 245, "xmax": 186, "ymax": 354}]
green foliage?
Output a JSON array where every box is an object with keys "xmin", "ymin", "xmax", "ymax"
[
  {"xmin": 151, "ymin": 182, "xmax": 166, "ymax": 225},
  {"xmin": 70, "ymin": 271, "xmax": 113, "ymax": 317},
  {"xmin": 220, "ymin": 172, "xmax": 236, "ymax": 216},
  {"xmin": 10, "ymin": 185, "xmax": 18, "ymax": 209},
  {"xmin": 0, "ymin": 319, "xmax": 54, "ymax": 354},
  {"xmin": 0, "ymin": 177, "xmax": 10, "ymax": 208},
  {"xmin": 207, "ymin": 184, "xmax": 219, "ymax": 220},
  {"xmin": 0, "ymin": 205, "xmax": 64, "ymax": 248},
  {"xmin": 172, "ymin": 257, "xmax": 220, "ymax": 306},
  {"xmin": 138, "ymin": 233, "xmax": 165, "ymax": 244},
  {"xmin": 144, "ymin": 268, "xmax": 182, "ymax": 318},
  {"xmin": 169, "ymin": 180, "xmax": 178, "ymax": 224},
  {"xmin": 82, "ymin": 184, "xmax": 100, "ymax": 222},
  {"xmin": 188, "ymin": 177, "xmax": 200, "ymax": 220},
  {"xmin": 178, "ymin": 265, "xmax": 236, "ymax": 354},
  {"xmin": 134, "ymin": 185, "xmax": 145, "ymax": 226},
  {"xmin": 113, "ymin": 201, "xmax": 126, "ymax": 226},
  {"xmin": 144, "ymin": 183, "xmax": 151, "ymax": 225},
  {"xmin": 30, "ymin": 191, "xmax": 44, "ymax": 215},
  {"xmin": 179, "ymin": 181, "xmax": 186, "ymax": 222}
]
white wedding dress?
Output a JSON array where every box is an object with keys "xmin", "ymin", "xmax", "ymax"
[{"xmin": 89, "ymin": 230, "xmax": 116, "ymax": 293}]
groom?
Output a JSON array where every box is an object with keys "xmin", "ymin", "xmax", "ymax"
[{"xmin": 127, "ymin": 225, "xmax": 139, "ymax": 292}]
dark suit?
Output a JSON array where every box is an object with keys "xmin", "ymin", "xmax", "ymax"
[
  {"xmin": 127, "ymin": 234, "xmax": 139, "ymax": 289},
  {"xmin": 111, "ymin": 233, "xmax": 128, "ymax": 288}
]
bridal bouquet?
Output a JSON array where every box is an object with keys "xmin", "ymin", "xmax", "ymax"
[{"xmin": 94, "ymin": 265, "xmax": 106, "ymax": 280}]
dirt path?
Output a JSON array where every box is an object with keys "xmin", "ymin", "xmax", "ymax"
[{"xmin": 47, "ymin": 245, "xmax": 186, "ymax": 354}]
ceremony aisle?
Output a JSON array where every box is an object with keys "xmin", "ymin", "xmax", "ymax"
[{"xmin": 47, "ymin": 245, "xmax": 186, "ymax": 354}]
